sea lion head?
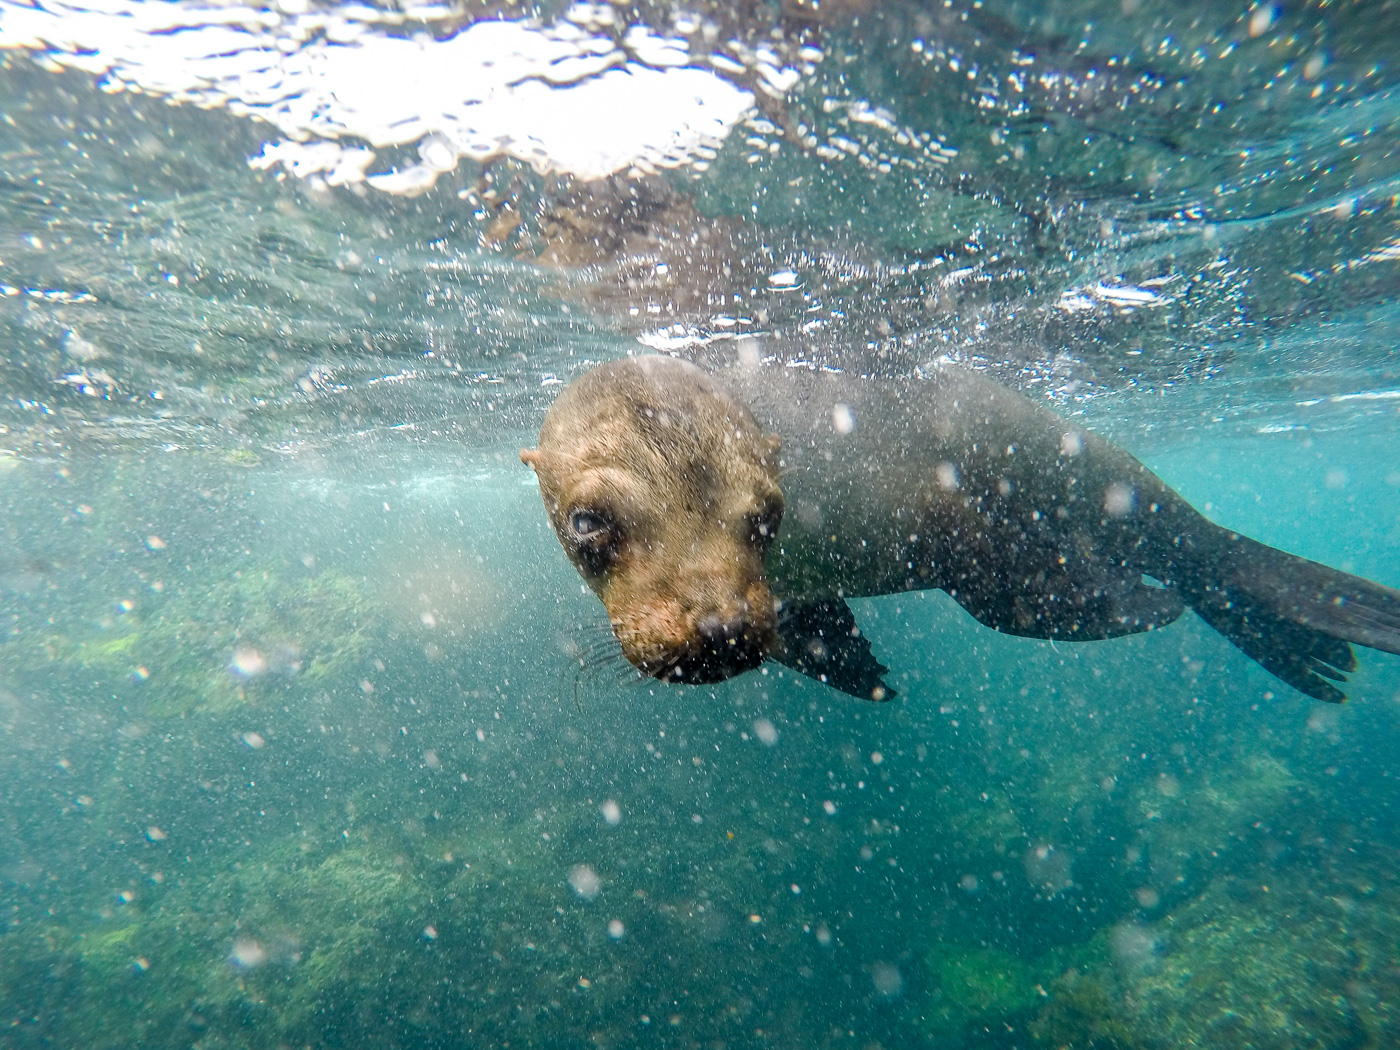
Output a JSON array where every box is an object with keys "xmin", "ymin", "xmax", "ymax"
[{"xmin": 522, "ymin": 355, "xmax": 783, "ymax": 684}]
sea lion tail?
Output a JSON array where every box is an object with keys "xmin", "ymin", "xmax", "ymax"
[{"xmin": 1179, "ymin": 530, "xmax": 1400, "ymax": 703}]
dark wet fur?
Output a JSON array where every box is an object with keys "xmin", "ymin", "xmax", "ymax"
[{"xmin": 947, "ymin": 517, "xmax": 1400, "ymax": 704}]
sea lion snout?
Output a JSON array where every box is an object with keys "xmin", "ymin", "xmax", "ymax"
[
  {"xmin": 648, "ymin": 585, "xmax": 776, "ymax": 683},
  {"xmin": 599, "ymin": 526, "xmax": 780, "ymax": 683},
  {"xmin": 668, "ymin": 616, "xmax": 769, "ymax": 682}
]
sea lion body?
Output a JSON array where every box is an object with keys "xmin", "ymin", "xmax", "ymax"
[
  {"xmin": 735, "ymin": 363, "xmax": 1188, "ymax": 607},
  {"xmin": 523, "ymin": 355, "xmax": 1400, "ymax": 702}
]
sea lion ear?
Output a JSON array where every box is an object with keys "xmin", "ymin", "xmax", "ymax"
[
  {"xmin": 520, "ymin": 448, "xmax": 541, "ymax": 469},
  {"xmin": 763, "ymin": 433, "xmax": 781, "ymax": 456}
]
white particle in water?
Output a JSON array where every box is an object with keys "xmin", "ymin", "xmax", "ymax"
[
  {"xmin": 1024, "ymin": 842, "xmax": 1074, "ymax": 894},
  {"xmin": 241, "ymin": 731, "xmax": 266, "ymax": 750},
  {"xmin": 600, "ymin": 799, "xmax": 622, "ymax": 825},
  {"xmin": 871, "ymin": 961, "xmax": 903, "ymax": 998},
  {"xmin": 568, "ymin": 864, "xmax": 601, "ymax": 901},
  {"xmin": 419, "ymin": 133, "xmax": 457, "ymax": 172},
  {"xmin": 230, "ymin": 937, "xmax": 267, "ymax": 968},
  {"xmin": 1103, "ymin": 483, "xmax": 1137, "ymax": 517},
  {"xmin": 1110, "ymin": 922, "xmax": 1162, "ymax": 975},
  {"xmin": 63, "ymin": 330, "xmax": 103, "ymax": 361},
  {"xmin": 230, "ymin": 648, "xmax": 267, "ymax": 678},
  {"xmin": 831, "ymin": 403, "xmax": 855, "ymax": 435},
  {"xmin": 607, "ymin": 919, "xmax": 625, "ymax": 939},
  {"xmin": 752, "ymin": 718, "xmax": 778, "ymax": 746}
]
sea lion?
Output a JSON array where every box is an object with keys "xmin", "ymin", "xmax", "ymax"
[{"xmin": 521, "ymin": 354, "xmax": 1400, "ymax": 703}]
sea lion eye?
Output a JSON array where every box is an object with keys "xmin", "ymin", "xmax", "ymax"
[
  {"xmin": 568, "ymin": 508, "xmax": 617, "ymax": 575},
  {"xmin": 570, "ymin": 510, "xmax": 609, "ymax": 541},
  {"xmin": 748, "ymin": 501, "xmax": 783, "ymax": 549}
]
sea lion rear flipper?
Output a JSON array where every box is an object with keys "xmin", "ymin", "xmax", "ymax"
[
  {"xmin": 1180, "ymin": 531, "xmax": 1400, "ymax": 703},
  {"xmin": 771, "ymin": 598, "xmax": 896, "ymax": 701}
]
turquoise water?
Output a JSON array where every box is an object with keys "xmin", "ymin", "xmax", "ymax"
[{"xmin": 2, "ymin": 2, "xmax": 1400, "ymax": 1047}]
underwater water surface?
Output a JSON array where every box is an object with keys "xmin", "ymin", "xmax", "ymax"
[{"xmin": 1, "ymin": 1, "xmax": 1399, "ymax": 1048}]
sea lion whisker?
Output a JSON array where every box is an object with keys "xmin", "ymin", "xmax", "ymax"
[
  {"xmin": 577, "ymin": 656, "xmax": 630, "ymax": 687},
  {"xmin": 566, "ymin": 649, "xmax": 648, "ymax": 709},
  {"xmin": 568, "ymin": 625, "xmax": 627, "ymax": 664},
  {"xmin": 610, "ymin": 663, "xmax": 649, "ymax": 686},
  {"xmin": 576, "ymin": 631, "xmax": 618, "ymax": 646},
  {"xmin": 573, "ymin": 625, "xmax": 609, "ymax": 640},
  {"xmin": 570, "ymin": 665, "xmax": 585, "ymax": 715},
  {"xmin": 569, "ymin": 650, "xmax": 626, "ymax": 710},
  {"xmin": 575, "ymin": 620, "xmax": 617, "ymax": 635},
  {"xmin": 577, "ymin": 643, "xmax": 634, "ymax": 678},
  {"xmin": 584, "ymin": 649, "xmax": 630, "ymax": 672},
  {"xmin": 574, "ymin": 637, "xmax": 622, "ymax": 661},
  {"xmin": 561, "ymin": 626, "xmax": 637, "ymax": 712}
]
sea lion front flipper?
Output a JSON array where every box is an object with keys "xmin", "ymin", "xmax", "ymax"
[{"xmin": 771, "ymin": 598, "xmax": 896, "ymax": 702}]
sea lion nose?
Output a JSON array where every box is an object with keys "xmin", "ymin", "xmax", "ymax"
[
  {"xmin": 696, "ymin": 612, "xmax": 746, "ymax": 648},
  {"xmin": 669, "ymin": 609, "xmax": 767, "ymax": 683}
]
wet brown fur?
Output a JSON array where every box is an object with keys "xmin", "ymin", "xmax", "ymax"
[{"xmin": 522, "ymin": 357, "xmax": 783, "ymax": 679}]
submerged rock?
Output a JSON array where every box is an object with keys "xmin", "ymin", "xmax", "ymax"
[
  {"xmin": 916, "ymin": 942, "xmax": 1058, "ymax": 1042},
  {"xmin": 1111, "ymin": 862, "xmax": 1400, "ymax": 1050}
]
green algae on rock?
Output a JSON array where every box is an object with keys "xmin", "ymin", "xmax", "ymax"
[
  {"xmin": 917, "ymin": 943, "xmax": 1049, "ymax": 1039},
  {"xmin": 4, "ymin": 564, "xmax": 376, "ymax": 716},
  {"xmin": 1112, "ymin": 860, "xmax": 1400, "ymax": 1050},
  {"xmin": 1029, "ymin": 968, "xmax": 1140, "ymax": 1050}
]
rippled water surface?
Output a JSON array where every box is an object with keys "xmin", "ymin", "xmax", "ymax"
[{"xmin": 2, "ymin": 2, "xmax": 1399, "ymax": 1048}]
